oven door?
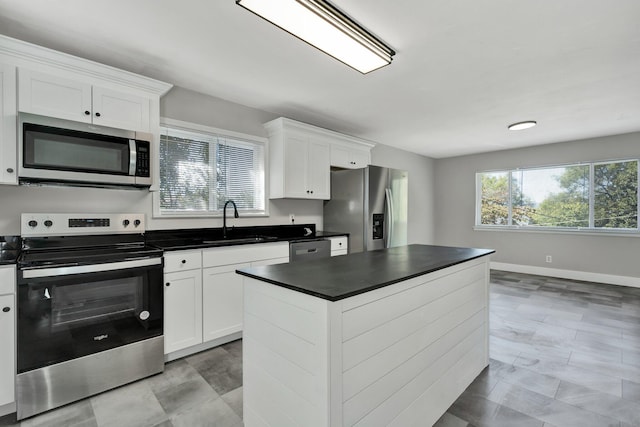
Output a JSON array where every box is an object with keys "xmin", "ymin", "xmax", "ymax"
[{"xmin": 17, "ymin": 257, "xmax": 163, "ymax": 374}]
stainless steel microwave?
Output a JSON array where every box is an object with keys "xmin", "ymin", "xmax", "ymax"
[{"xmin": 19, "ymin": 118, "xmax": 152, "ymax": 188}]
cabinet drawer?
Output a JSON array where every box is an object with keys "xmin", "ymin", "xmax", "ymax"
[
  {"xmin": 202, "ymin": 242, "xmax": 289, "ymax": 268},
  {"xmin": 164, "ymin": 250, "xmax": 202, "ymax": 273},
  {"xmin": 328, "ymin": 236, "xmax": 348, "ymax": 252},
  {"xmin": 0, "ymin": 265, "xmax": 15, "ymax": 295}
]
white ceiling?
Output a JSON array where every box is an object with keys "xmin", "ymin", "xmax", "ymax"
[{"xmin": 0, "ymin": 0, "xmax": 638, "ymax": 158}]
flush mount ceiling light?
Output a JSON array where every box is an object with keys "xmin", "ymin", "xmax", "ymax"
[
  {"xmin": 508, "ymin": 121, "xmax": 537, "ymax": 131},
  {"xmin": 236, "ymin": 0, "xmax": 395, "ymax": 73}
]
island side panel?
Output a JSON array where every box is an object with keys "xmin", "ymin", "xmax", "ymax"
[
  {"xmin": 243, "ymin": 278, "xmax": 331, "ymax": 427},
  {"xmin": 338, "ymin": 257, "xmax": 490, "ymax": 427}
]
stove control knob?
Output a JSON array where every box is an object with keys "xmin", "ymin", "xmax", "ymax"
[
  {"xmin": 122, "ymin": 219, "xmax": 130, "ymax": 227},
  {"xmin": 134, "ymin": 219, "xmax": 141, "ymax": 227},
  {"xmin": 28, "ymin": 220, "xmax": 38, "ymax": 228},
  {"xmin": 44, "ymin": 220, "xmax": 53, "ymax": 227}
]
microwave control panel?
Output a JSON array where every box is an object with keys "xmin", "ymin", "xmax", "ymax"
[{"xmin": 21, "ymin": 213, "xmax": 145, "ymax": 236}]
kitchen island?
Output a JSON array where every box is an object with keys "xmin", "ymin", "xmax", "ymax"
[{"xmin": 236, "ymin": 244, "xmax": 494, "ymax": 427}]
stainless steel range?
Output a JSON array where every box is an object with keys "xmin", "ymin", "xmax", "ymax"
[{"xmin": 16, "ymin": 213, "xmax": 164, "ymax": 420}]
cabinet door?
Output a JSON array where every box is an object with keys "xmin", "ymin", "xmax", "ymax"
[
  {"xmin": 18, "ymin": 69, "xmax": 92, "ymax": 123},
  {"xmin": 0, "ymin": 63, "xmax": 17, "ymax": 185},
  {"xmin": 330, "ymin": 145, "xmax": 351, "ymax": 168},
  {"xmin": 330, "ymin": 145, "xmax": 369, "ymax": 169},
  {"xmin": 0, "ymin": 294, "xmax": 14, "ymax": 407},
  {"xmin": 307, "ymin": 139, "xmax": 331, "ymax": 199},
  {"xmin": 328, "ymin": 236, "xmax": 348, "ymax": 254},
  {"xmin": 349, "ymin": 149, "xmax": 370, "ymax": 169},
  {"xmin": 283, "ymin": 135, "xmax": 309, "ymax": 198},
  {"xmin": 164, "ymin": 270, "xmax": 203, "ymax": 354},
  {"xmin": 202, "ymin": 263, "xmax": 249, "ymax": 342},
  {"xmin": 92, "ymin": 87, "xmax": 150, "ymax": 132}
]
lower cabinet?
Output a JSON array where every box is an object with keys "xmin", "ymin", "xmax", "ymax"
[
  {"xmin": 163, "ymin": 242, "xmax": 289, "ymax": 358},
  {"xmin": 328, "ymin": 235, "xmax": 349, "ymax": 256},
  {"xmin": 202, "ymin": 262, "xmax": 249, "ymax": 342},
  {"xmin": 164, "ymin": 268, "xmax": 203, "ymax": 354},
  {"xmin": 0, "ymin": 265, "xmax": 16, "ymax": 414},
  {"xmin": 163, "ymin": 250, "xmax": 203, "ymax": 355}
]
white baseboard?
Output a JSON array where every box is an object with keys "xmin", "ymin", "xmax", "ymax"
[
  {"xmin": 0, "ymin": 401, "xmax": 15, "ymax": 417},
  {"xmin": 491, "ymin": 262, "xmax": 640, "ymax": 288}
]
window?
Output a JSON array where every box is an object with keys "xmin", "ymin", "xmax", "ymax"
[
  {"xmin": 476, "ymin": 160, "xmax": 638, "ymax": 231},
  {"xmin": 158, "ymin": 122, "xmax": 266, "ymax": 216}
]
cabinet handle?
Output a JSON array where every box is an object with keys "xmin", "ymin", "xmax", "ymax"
[
  {"xmin": 2, "ymin": 307, "xmax": 9, "ymax": 313},
  {"xmin": 181, "ymin": 260, "xmax": 186, "ymax": 264},
  {"xmin": 310, "ymin": 190, "xmax": 314, "ymax": 194},
  {"xmin": 84, "ymin": 110, "xmax": 90, "ymax": 115},
  {"xmin": 95, "ymin": 112, "xmax": 101, "ymax": 117},
  {"xmin": 165, "ymin": 282, "xmax": 171, "ymax": 287},
  {"xmin": 6, "ymin": 168, "xmax": 13, "ymax": 173}
]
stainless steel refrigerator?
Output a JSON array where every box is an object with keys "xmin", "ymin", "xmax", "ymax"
[{"xmin": 323, "ymin": 165, "xmax": 408, "ymax": 253}]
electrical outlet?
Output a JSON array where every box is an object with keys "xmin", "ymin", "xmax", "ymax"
[
  {"xmin": 545, "ymin": 255, "xmax": 552, "ymax": 263},
  {"xmin": 289, "ymin": 214, "xmax": 295, "ymax": 224}
]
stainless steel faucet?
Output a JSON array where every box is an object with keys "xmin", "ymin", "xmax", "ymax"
[{"xmin": 222, "ymin": 200, "xmax": 239, "ymax": 239}]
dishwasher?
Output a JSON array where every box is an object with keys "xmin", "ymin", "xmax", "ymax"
[{"xmin": 289, "ymin": 239, "xmax": 331, "ymax": 262}]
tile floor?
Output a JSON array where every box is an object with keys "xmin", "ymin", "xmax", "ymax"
[
  {"xmin": 2, "ymin": 270, "xmax": 639, "ymax": 426},
  {"xmin": 435, "ymin": 270, "xmax": 640, "ymax": 427}
]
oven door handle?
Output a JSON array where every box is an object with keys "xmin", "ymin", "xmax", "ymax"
[{"xmin": 22, "ymin": 257, "xmax": 162, "ymax": 279}]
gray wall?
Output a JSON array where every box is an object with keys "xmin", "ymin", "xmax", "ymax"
[
  {"xmin": 434, "ymin": 131, "xmax": 640, "ymax": 277},
  {"xmin": 0, "ymin": 86, "xmax": 435, "ymax": 242}
]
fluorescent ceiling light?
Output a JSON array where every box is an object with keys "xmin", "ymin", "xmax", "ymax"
[
  {"xmin": 237, "ymin": 0, "xmax": 395, "ymax": 73},
  {"xmin": 508, "ymin": 121, "xmax": 537, "ymax": 131}
]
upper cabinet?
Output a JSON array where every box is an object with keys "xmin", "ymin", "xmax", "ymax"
[
  {"xmin": 266, "ymin": 118, "xmax": 331, "ymax": 200},
  {"xmin": 19, "ymin": 69, "xmax": 150, "ymax": 132},
  {"xmin": 0, "ymin": 34, "xmax": 172, "ymax": 189},
  {"xmin": 0, "ymin": 63, "xmax": 17, "ymax": 185},
  {"xmin": 330, "ymin": 142, "xmax": 371, "ymax": 169},
  {"xmin": 265, "ymin": 117, "xmax": 375, "ymax": 200}
]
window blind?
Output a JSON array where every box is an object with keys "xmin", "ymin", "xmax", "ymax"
[{"xmin": 159, "ymin": 126, "xmax": 265, "ymax": 215}]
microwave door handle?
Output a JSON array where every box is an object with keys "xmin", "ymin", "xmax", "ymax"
[
  {"xmin": 129, "ymin": 140, "xmax": 137, "ymax": 176},
  {"xmin": 21, "ymin": 257, "xmax": 161, "ymax": 279}
]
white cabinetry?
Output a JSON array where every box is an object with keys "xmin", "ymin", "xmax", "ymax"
[
  {"xmin": 267, "ymin": 118, "xmax": 331, "ymax": 200},
  {"xmin": 202, "ymin": 262, "xmax": 249, "ymax": 342},
  {"xmin": 330, "ymin": 143, "xmax": 370, "ymax": 169},
  {"xmin": 265, "ymin": 117, "xmax": 375, "ymax": 200},
  {"xmin": 201, "ymin": 241, "xmax": 289, "ymax": 342},
  {"xmin": 163, "ymin": 242, "xmax": 289, "ymax": 359},
  {"xmin": 163, "ymin": 250, "xmax": 203, "ymax": 354},
  {"xmin": 0, "ymin": 265, "xmax": 16, "ymax": 415},
  {"xmin": 18, "ymin": 69, "xmax": 151, "ymax": 132},
  {"xmin": 0, "ymin": 35, "xmax": 172, "ymax": 190},
  {"xmin": 0, "ymin": 63, "xmax": 16, "ymax": 185},
  {"xmin": 328, "ymin": 235, "xmax": 348, "ymax": 256}
]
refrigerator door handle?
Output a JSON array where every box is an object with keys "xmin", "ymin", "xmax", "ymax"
[{"xmin": 385, "ymin": 188, "xmax": 394, "ymax": 248}]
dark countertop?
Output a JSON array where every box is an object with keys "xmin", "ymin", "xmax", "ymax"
[
  {"xmin": 236, "ymin": 244, "xmax": 495, "ymax": 301},
  {"xmin": 146, "ymin": 224, "xmax": 348, "ymax": 251}
]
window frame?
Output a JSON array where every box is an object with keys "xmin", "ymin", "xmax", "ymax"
[
  {"xmin": 475, "ymin": 159, "xmax": 640, "ymax": 235},
  {"xmin": 153, "ymin": 118, "xmax": 269, "ymax": 218}
]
